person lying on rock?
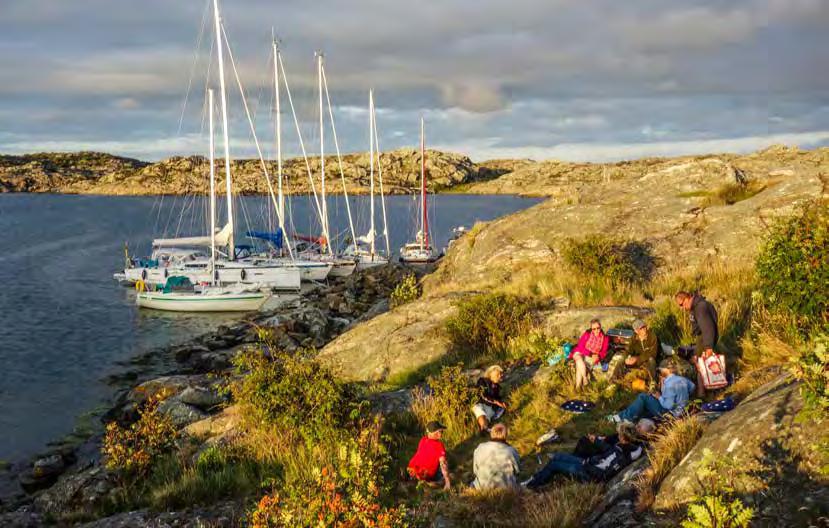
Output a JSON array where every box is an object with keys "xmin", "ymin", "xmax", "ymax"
[
  {"xmin": 470, "ymin": 423, "xmax": 521, "ymax": 490},
  {"xmin": 573, "ymin": 418, "xmax": 655, "ymax": 458},
  {"xmin": 571, "ymin": 318, "xmax": 610, "ymax": 390},
  {"xmin": 472, "ymin": 365, "xmax": 507, "ymax": 434},
  {"xmin": 521, "ymin": 422, "xmax": 644, "ymax": 489},
  {"xmin": 623, "ymin": 319, "xmax": 661, "ymax": 391},
  {"xmin": 407, "ymin": 421, "xmax": 452, "ymax": 490},
  {"xmin": 675, "ymin": 290, "xmax": 719, "ymax": 398},
  {"xmin": 607, "ymin": 363, "xmax": 695, "ymax": 424}
]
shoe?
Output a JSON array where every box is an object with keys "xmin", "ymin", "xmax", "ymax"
[
  {"xmin": 606, "ymin": 414, "xmax": 621, "ymax": 424},
  {"xmin": 535, "ymin": 429, "xmax": 560, "ymax": 446}
]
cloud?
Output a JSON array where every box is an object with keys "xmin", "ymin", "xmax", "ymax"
[{"xmin": 435, "ymin": 130, "xmax": 829, "ymax": 162}]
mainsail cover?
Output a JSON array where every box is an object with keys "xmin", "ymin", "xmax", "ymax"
[
  {"xmin": 153, "ymin": 223, "xmax": 232, "ymax": 248},
  {"xmin": 245, "ymin": 229, "xmax": 284, "ymax": 249}
]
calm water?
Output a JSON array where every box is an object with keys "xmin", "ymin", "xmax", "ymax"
[{"xmin": 0, "ymin": 193, "xmax": 541, "ymax": 460}]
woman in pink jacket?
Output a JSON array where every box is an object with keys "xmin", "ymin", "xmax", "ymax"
[{"xmin": 571, "ymin": 318, "xmax": 609, "ymax": 390}]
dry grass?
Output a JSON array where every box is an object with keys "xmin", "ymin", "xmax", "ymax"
[
  {"xmin": 634, "ymin": 416, "xmax": 705, "ymax": 511},
  {"xmin": 410, "ymin": 385, "xmax": 478, "ymax": 449},
  {"xmin": 443, "ymin": 483, "xmax": 604, "ymax": 528}
]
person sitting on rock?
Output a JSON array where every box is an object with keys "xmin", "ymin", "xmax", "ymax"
[
  {"xmin": 407, "ymin": 421, "xmax": 451, "ymax": 490},
  {"xmin": 607, "ymin": 363, "xmax": 695, "ymax": 423},
  {"xmin": 675, "ymin": 290, "xmax": 719, "ymax": 398},
  {"xmin": 472, "ymin": 365, "xmax": 507, "ymax": 433},
  {"xmin": 623, "ymin": 319, "xmax": 661, "ymax": 391},
  {"xmin": 571, "ymin": 319, "xmax": 610, "ymax": 390},
  {"xmin": 521, "ymin": 422, "xmax": 644, "ymax": 489},
  {"xmin": 471, "ymin": 423, "xmax": 521, "ymax": 490}
]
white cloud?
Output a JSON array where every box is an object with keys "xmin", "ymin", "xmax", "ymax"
[{"xmin": 435, "ymin": 131, "xmax": 829, "ymax": 162}]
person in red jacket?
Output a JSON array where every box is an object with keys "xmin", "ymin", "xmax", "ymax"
[
  {"xmin": 571, "ymin": 318, "xmax": 610, "ymax": 390},
  {"xmin": 407, "ymin": 421, "xmax": 451, "ymax": 490}
]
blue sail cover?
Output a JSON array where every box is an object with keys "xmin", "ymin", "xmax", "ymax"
[{"xmin": 246, "ymin": 229, "xmax": 284, "ymax": 249}]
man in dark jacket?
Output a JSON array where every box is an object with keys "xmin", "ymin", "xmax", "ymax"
[{"xmin": 676, "ymin": 291, "xmax": 719, "ymax": 397}]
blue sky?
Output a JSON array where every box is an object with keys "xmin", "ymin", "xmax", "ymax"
[{"xmin": 1, "ymin": 0, "xmax": 828, "ymax": 161}]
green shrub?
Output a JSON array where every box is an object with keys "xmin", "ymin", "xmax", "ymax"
[
  {"xmin": 561, "ymin": 235, "xmax": 656, "ymax": 285},
  {"xmin": 789, "ymin": 334, "xmax": 829, "ymax": 415},
  {"xmin": 507, "ymin": 331, "xmax": 564, "ymax": 365},
  {"xmin": 681, "ymin": 449, "xmax": 754, "ymax": 528},
  {"xmin": 411, "ymin": 364, "xmax": 479, "ymax": 448},
  {"xmin": 445, "ymin": 293, "xmax": 534, "ymax": 360},
  {"xmin": 755, "ymin": 200, "xmax": 829, "ymax": 336},
  {"xmin": 232, "ymin": 348, "xmax": 361, "ymax": 443},
  {"xmin": 249, "ymin": 420, "xmax": 406, "ymax": 528},
  {"xmin": 390, "ymin": 274, "xmax": 420, "ymax": 308}
]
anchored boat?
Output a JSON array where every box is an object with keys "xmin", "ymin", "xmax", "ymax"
[{"xmin": 400, "ymin": 118, "xmax": 441, "ymax": 264}]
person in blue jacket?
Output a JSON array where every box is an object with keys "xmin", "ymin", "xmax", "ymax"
[{"xmin": 607, "ymin": 362, "xmax": 695, "ymax": 423}]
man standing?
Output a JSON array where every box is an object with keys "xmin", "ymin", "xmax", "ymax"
[
  {"xmin": 675, "ymin": 291, "xmax": 719, "ymax": 397},
  {"xmin": 407, "ymin": 421, "xmax": 452, "ymax": 490}
]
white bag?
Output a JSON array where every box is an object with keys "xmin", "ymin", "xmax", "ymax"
[{"xmin": 697, "ymin": 354, "xmax": 728, "ymax": 390}]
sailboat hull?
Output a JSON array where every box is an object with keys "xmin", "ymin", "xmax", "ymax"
[
  {"xmin": 123, "ymin": 262, "xmax": 301, "ymax": 291},
  {"xmin": 136, "ymin": 291, "xmax": 269, "ymax": 312}
]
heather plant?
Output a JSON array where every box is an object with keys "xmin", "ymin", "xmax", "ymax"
[
  {"xmin": 102, "ymin": 393, "xmax": 178, "ymax": 479},
  {"xmin": 755, "ymin": 199, "xmax": 828, "ymax": 336},
  {"xmin": 507, "ymin": 330, "xmax": 564, "ymax": 365},
  {"xmin": 390, "ymin": 274, "xmax": 421, "ymax": 308},
  {"xmin": 445, "ymin": 293, "xmax": 534, "ymax": 360},
  {"xmin": 561, "ymin": 235, "xmax": 656, "ymax": 285}
]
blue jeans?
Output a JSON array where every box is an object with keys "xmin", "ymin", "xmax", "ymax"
[
  {"xmin": 619, "ymin": 393, "xmax": 667, "ymax": 422},
  {"xmin": 526, "ymin": 453, "xmax": 587, "ymax": 488}
]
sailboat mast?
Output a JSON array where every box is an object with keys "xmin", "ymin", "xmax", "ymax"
[
  {"xmin": 369, "ymin": 90, "xmax": 376, "ymax": 258},
  {"xmin": 420, "ymin": 117, "xmax": 428, "ymax": 250},
  {"xmin": 208, "ymin": 89, "xmax": 217, "ymax": 285},
  {"xmin": 372, "ymin": 96, "xmax": 391, "ymax": 257},
  {"xmin": 273, "ymin": 39, "xmax": 284, "ymax": 239},
  {"xmin": 317, "ymin": 52, "xmax": 330, "ymax": 255},
  {"xmin": 213, "ymin": 0, "xmax": 234, "ymax": 260}
]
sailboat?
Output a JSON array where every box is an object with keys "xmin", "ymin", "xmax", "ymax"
[
  {"xmin": 291, "ymin": 52, "xmax": 356, "ymax": 277},
  {"xmin": 399, "ymin": 118, "xmax": 441, "ymax": 264},
  {"xmin": 136, "ymin": 88, "xmax": 270, "ymax": 312},
  {"xmin": 120, "ymin": 0, "xmax": 301, "ymax": 291},
  {"xmin": 343, "ymin": 89, "xmax": 391, "ymax": 269}
]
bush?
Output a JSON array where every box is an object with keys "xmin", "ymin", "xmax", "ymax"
[
  {"xmin": 249, "ymin": 420, "xmax": 407, "ymax": 528},
  {"xmin": 507, "ymin": 331, "xmax": 564, "ymax": 365},
  {"xmin": 390, "ymin": 274, "xmax": 420, "ymax": 308},
  {"xmin": 755, "ymin": 200, "xmax": 829, "ymax": 336},
  {"xmin": 789, "ymin": 334, "xmax": 829, "ymax": 416},
  {"xmin": 561, "ymin": 235, "xmax": 656, "ymax": 285},
  {"xmin": 411, "ymin": 364, "xmax": 479, "ymax": 448},
  {"xmin": 680, "ymin": 449, "xmax": 754, "ymax": 528},
  {"xmin": 445, "ymin": 293, "xmax": 534, "ymax": 360},
  {"xmin": 232, "ymin": 348, "xmax": 361, "ymax": 443},
  {"xmin": 102, "ymin": 393, "xmax": 178, "ymax": 479}
]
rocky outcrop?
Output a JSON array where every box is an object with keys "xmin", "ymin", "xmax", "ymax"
[
  {"xmin": 653, "ymin": 375, "xmax": 829, "ymax": 526},
  {"xmin": 0, "ymin": 149, "xmax": 479, "ymax": 195}
]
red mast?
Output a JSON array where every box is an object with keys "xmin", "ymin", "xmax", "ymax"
[{"xmin": 420, "ymin": 117, "xmax": 429, "ymax": 249}]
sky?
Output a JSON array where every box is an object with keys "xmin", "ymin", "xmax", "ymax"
[{"xmin": 1, "ymin": 0, "xmax": 828, "ymax": 162}]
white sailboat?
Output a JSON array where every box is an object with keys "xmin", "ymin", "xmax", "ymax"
[
  {"xmin": 120, "ymin": 2, "xmax": 301, "ymax": 291},
  {"xmin": 400, "ymin": 118, "xmax": 441, "ymax": 264},
  {"xmin": 136, "ymin": 87, "xmax": 270, "ymax": 312},
  {"xmin": 292, "ymin": 52, "xmax": 356, "ymax": 277},
  {"xmin": 343, "ymin": 89, "xmax": 391, "ymax": 269}
]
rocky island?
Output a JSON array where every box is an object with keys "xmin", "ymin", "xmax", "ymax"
[{"xmin": 0, "ymin": 145, "xmax": 826, "ymax": 527}]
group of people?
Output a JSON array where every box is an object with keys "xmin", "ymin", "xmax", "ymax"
[{"xmin": 405, "ymin": 290, "xmax": 720, "ymax": 492}]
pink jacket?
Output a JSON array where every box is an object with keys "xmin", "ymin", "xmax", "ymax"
[{"xmin": 572, "ymin": 330, "xmax": 610, "ymax": 360}]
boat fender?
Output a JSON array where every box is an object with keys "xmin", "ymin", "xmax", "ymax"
[
  {"xmin": 240, "ymin": 268, "xmax": 247, "ymax": 281},
  {"xmin": 141, "ymin": 268, "xmax": 148, "ymax": 280},
  {"xmin": 163, "ymin": 268, "xmax": 169, "ymax": 279},
  {"xmin": 134, "ymin": 279, "xmax": 146, "ymax": 292}
]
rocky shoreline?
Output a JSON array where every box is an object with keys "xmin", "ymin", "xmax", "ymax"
[{"xmin": 0, "ymin": 264, "xmax": 419, "ymax": 527}]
